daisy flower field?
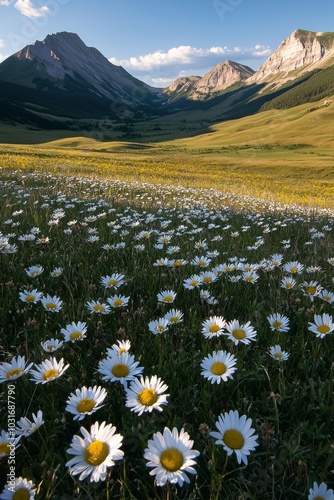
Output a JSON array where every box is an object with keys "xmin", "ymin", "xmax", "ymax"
[{"xmin": 0, "ymin": 165, "xmax": 334, "ymax": 498}]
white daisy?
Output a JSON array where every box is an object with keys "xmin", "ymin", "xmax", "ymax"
[
  {"xmin": 163, "ymin": 309, "xmax": 184, "ymax": 325},
  {"xmin": 308, "ymin": 313, "xmax": 334, "ymax": 338},
  {"xmin": 319, "ymin": 289, "xmax": 334, "ymax": 304},
  {"xmin": 65, "ymin": 386, "xmax": 108, "ymax": 421},
  {"xmin": 60, "ymin": 321, "xmax": 88, "ymax": 342},
  {"xmin": 267, "ymin": 313, "xmax": 290, "ymax": 333},
  {"xmin": 125, "ymin": 375, "xmax": 169, "ymax": 415},
  {"xmin": 25, "ymin": 265, "xmax": 43, "ymax": 278},
  {"xmin": 41, "ymin": 338, "xmax": 64, "ymax": 353},
  {"xmin": 100, "ymin": 273, "xmax": 125, "ymax": 289},
  {"xmin": 157, "ymin": 289, "xmax": 177, "ymax": 304},
  {"xmin": 30, "ymin": 357, "xmax": 69, "ymax": 384},
  {"xmin": 210, "ymin": 410, "xmax": 259, "ymax": 465},
  {"xmin": 200, "ymin": 351, "xmax": 237, "ymax": 384},
  {"xmin": 225, "ymin": 320, "xmax": 257, "ymax": 345},
  {"xmin": 19, "ymin": 289, "xmax": 43, "ymax": 304},
  {"xmin": 106, "ymin": 294, "xmax": 130, "ymax": 308},
  {"xmin": 280, "ymin": 276, "xmax": 297, "ymax": 289},
  {"xmin": 308, "ymin": 481, "xmax": 334, "ymax": 500},
  {"xmin": 106, "ymin": 339, "xmax": 131, "ymax": 356},
  {"xmin": 40, "ymin": 294, "xmax": 63, "ymax": 313},
  {"xmin": 144, "ymin": 427, "xmax": 200, "ymax": 486},
  {"xmin": 0, "ymin": 477, "xmax": 36, "ymax": 499},
  {"xmin": 148, "ymin": 318, "xmax": 169, "ymax": 335},
  {"xmin": 269, "ymin": 345, "xmax": 289, "ymax": 361},
  {"xmin": 98, "ymin": 352, "xmax": 143, "ymax": 386},
  {"xmin": 301, "ymin": 280, "xmax": 323, "ymax": 302},
  {"xmin": 0, "ymin": 355, "xmax": 33, "ymax": 383},
  {"xmin": 86, "ymin": 300, "xmax": 111, "ymax": 315},
  {"xmin": 183, "ymin": 274, "xmax": 203, "ymax": 289},
  {"xmin": 283, "ymin": 261, "xmax": 304, "ymax": 274},
  {"xmin": 15, "ymin": 410, "xmax": 44, "ymax": 437},
  {"xmin": 201, "ymin": 316, "xmax": 226, "ymax": 339},
  {"xmin": 66, "ymin": 421, "xmax": 124, "ymax": 482}
]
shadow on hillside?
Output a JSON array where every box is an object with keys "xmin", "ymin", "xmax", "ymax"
[{"xmin": 0, "ymin": 71, "xmax": 318, "ymax": 145}]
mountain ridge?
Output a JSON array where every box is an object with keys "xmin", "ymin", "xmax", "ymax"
[{"xmin": 0, "ymin": 29, "xmax": 333, "ymax": 132}]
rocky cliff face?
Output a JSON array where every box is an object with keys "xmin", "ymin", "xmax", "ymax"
[
  {"xmin": 248, "ymin": 29, "xmax": 334, "ymax": 84},
  {"xmin": 166, "ymin": 60, "xmax": 254, "ymax": 100}
]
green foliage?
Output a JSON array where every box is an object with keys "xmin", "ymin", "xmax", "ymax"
[
  {"xmin": 0, "ymin": 164, "xmax": 334, "ymax": 498},
  {"xmin": 261, "ymin": 66, "xmax": 334, "ymax": 111}
]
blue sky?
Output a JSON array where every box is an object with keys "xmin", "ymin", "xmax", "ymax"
[{"xmin": 0, "ymin": 0, "xmax": 333, "ymax": 86}]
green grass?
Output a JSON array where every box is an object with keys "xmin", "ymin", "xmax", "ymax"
[{"xmin": 0, "ymin": 165, "xmax": 334, "ymax": 499}]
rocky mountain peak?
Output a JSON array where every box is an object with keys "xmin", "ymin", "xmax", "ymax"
[{"xmin": 248, "ymin": 29, "xmax": 334, "ymax": 84}]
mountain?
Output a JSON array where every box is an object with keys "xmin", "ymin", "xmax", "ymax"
[
  {"xmin": 165, "ymin": 60, "xmax": 254, "ymax": 101},
  {"xmin": 0, "ymin": 28, "xmax": 334, "ymax": 135},
  {"xmin": 249, "ymin": 29, "xmax": 334, "ymax": 85},
  {"xmin": 0, "ymin": 31, "xmax": 163, "ymax": 123}
]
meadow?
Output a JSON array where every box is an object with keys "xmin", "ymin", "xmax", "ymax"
[{"xmin": 0, "ymin": 147, "xmax": 334, "ymax": 499}]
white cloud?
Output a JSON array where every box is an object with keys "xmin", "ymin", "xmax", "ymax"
[
  {"xmin": 0, "ymin": 39, "xmax": 5, "ymax": 49},
  {"xmin": 14, "ymin": 0, "xmax": 49, "ymax": 18},
  {"xmin": 0, "ymin": 0, "xmax": 12, "ymax": 5},
  {"xmin": 109, "ymin": 44, "xmax": 272, "ymax": 75}
]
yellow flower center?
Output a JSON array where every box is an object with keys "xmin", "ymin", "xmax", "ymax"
[
  {"xmin": 173, "ymin": 261, "xmax": 183, "ymax": 267},
  {"xmin": 84, "ymin": 440, "xmax": 109, "ymax": 466},
  {"xmin": 245, "ymin": 276, "xmax": 254, "ymax": 282},
  {"xmin": 93, "ymin": 304, "xmax": 105, "ymax": 312},
  {"xmin": 318, "ymin": 325, "xmax": 330, "ymax": 334},
  {"xmin": 160, "ymin": 448, "xmax": 184, "ymax": 472},
  {"xmin": 272, "ymin": 321, "xmax": 282, "ymax": 329},
  {"xmin": 203, "ymin": 277, "xmax": 212, "ymax": 283},
  {"xmin": 43, "ymin": 369, "xmax": 60, "ymax": 380},
  {"xmin": 198, "ymin": 261, "xmax": 206, "ymax": 267},
  {"xmin": 169, "ymin": 316, "xmax": 179, "ymax": 323},
  {"xmin": 290, "ymin": 266, "xmax": 298, "ymax": 273},
  {"xmin": 25, "ymin": 295, "xmax": 35, "ymax": 303},
  {"xmin": 223, "ymin": 429, "xmax": 244, "ymax": 450},
  {"xmin": 0, "ymin": 442, "xmax": 11, "ymax": 455},
  {"xmin": 232, "ymin": 329, "xmax": 246, "ymax": 339},
  {"xmin": 323, "ymin": 295, "xmax": 331, "ymax": 301},
  {"xmin": 209, "ymin": 324, "xmax": 220, "ymax": 333},
  {"xmin": 313, "ymin": 497, "xmax": 325, "ymax": 500},
  {"xmin": 211, "ymin": 361, "xmax": 227, "ymax": 375},
  {"xmin": 119, "ymin": 348, "xmax": 127, "ymax": 354},
  {"xmin": 306, "ymin": 286, "xmax": 316, "ymax": 295},
  {"xmin": 112, "ymin": 363, "xmax": 129, "ymax": 378},
  {"xmin": 113, "ymin": 300, "xmax": 123, "ymax": 307},
  {"xmin": 6, "ymin": 368, "xmax": 23, "ymax": 379},
  {"xmin": 273, "ymin": 353, "xmax": 283, "ymax": 359},
  {"xmin": 162, "ymin": 295, "xmax": 174, "ymax": 303},
  {"xmin": 30, "ymin": 270, "xmax": 40, "ymax": 277},
  {"xmin": 70, "ymin": 331, "xmax": 83, "ymax": 341},
  {"xmin": 46, "ymin": 303, "xmax": 57, "ymax": 310},
  {"xmin": 77, "ymin": 398, "xmax": 96, "ymax": 414},
  {"xmin": 189, "ymin": 280, "xmax": 198, "ymax": 287},
  {"xmin": 13, "ymin": 489, "xmax": 30, "ymax": 500},
  {"xmin": 138, "ymin": 388, "xmax": 158, "ymax": 406},
  {"xmin": 108, "ymin": 279, "xmax": 118, "ymax": 286},
  {"xmin": 286, "ymin": 283, "xmax": 293, "ymax": 289}
]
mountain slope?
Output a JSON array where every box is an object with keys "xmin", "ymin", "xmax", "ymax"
[
  {"xmin": 0, "ymin": 32, "xmax": 163, "ymax": 120},
  {"xmin": 165, "ymin": 60, "xmax": 254, "ymax": 101},
  {"xmin": 248, "ymin": 29, "xmax": 334, "ymax": 85}
]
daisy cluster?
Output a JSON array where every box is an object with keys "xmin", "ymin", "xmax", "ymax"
[{"xmin": 0, "ymin": 170, "xmax": 334, "ymax": 498}]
